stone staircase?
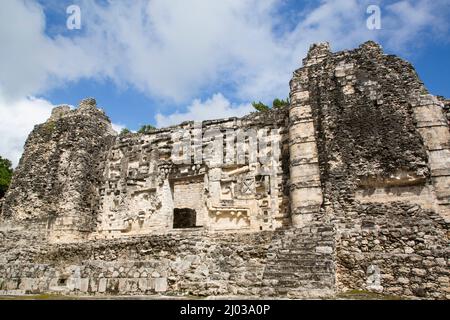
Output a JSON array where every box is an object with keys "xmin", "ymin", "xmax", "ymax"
[{"xmin": 261, "ymin": 222, "xmax": 336, "ymax": 298}]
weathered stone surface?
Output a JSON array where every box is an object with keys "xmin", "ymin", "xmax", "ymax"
[
  {"xmin": 0, "ymin": 41, "xmax": 449, "ymax": 299},
  {"xmin": 2, "ymin": 99, "xmax": 116, "ymax": 241}
]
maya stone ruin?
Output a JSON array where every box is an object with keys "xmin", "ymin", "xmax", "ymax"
[{"xmin": 0, "ymin": 41, "xmax": 449, "ymax": 299}]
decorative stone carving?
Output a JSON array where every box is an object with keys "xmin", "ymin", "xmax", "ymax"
[
  {"xmin": 0, "ymin": 41, "xmax": 449, "ymax": 299},
  {"xmin": 366, "ymin": 265, "xmax": 383, "ymax": 293},
  {"xmin": 241, "ymin": 176, "xmax": 255, "ymax": 195}
]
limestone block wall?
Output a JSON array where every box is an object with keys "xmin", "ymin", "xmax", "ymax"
[
  {"xmin": 411, "ymin": 94, "xmax": 450, "ymax": 222},
  {"xmin": 0, "ymin": 222, "xmax": 336, "ymax": 298},
  {"xmin": 0, "ymin": 231, "xmax": 274, "ymax": 296},
  {"xmin": 336, "ymin": 202, "xmax": 448, "ymax": 298},
  {"xmin": 1, "ymin": 97, "xmax": 290, "ymax": 242},
  {"xmin": 1, "ymin": 99, "xmax": 116, "ymax": 242},
  {"xmin": 0, "ymin": 41, "xmax": 449, "ymax": 299},
  {"xmin": 93, "ymin": 112, "xmax": 289, "ymax": 240},
  {"xmin": 288, "ymin": 44, "xmax": 328, "ymax": 227},
  {"xmin": 289, "ymin": 41, "xmax": 450, "ymax": 299}
]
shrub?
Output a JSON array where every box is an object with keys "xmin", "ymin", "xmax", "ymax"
[
  {"xmin": 252, "ymin": 101, "xmax": 270, "ymax": 112},
  {"xmin": 120, "ymin": 128, "xmax": 131, "ymax": 135},
  {"xmin": 272, "ymin": 98, "xmax": 290, "ymax": 109},
  {"xmin": 138, "ymin": 125, "xmax": 157, "ymax": 134},
  {"xmin": 0, "ymin": 156, "xmax": 13, "ymax": 198}
]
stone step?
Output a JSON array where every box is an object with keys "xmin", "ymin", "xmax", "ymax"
[
  {"xmin": 262, "ymin": 272, "xmax": 334, "ymax": 282},
  {"xmin": 287, "ymin": 239, "xmax": 334, "ymax": 245},
  {"xmin": 269, "ymin": 287, "xmax": 335, "ymax": 297},
  {"xmin": 273, "ymin": 275, "xmax": 335, "ymax": 284},
  {"xmin": 277, "ymin": 239, "xmax": 335, "ymax": 244},
  {"xmin": 272, "ymin": 252, "xmax": 333, "ymax": 258},
  {"xmin": 268, "ymin": 258, "xmax": 332, "ymax": 265},
  {"xmin": 275, "ymin": 282, "xmax": 335, "ymax": 289},
  {"xmin": 263, "ymin": 271, "xmax": 333, "ymax": 278},
  {"xmin": 275, "ymin": 229, "xmax": 335, "ymax": 237},
  {"xmin": 278, "ymin": 234, "xmax": 329, "ymax": 239},
  {"xmin": 265, "ymin": 258, "xmax": 333, "ymax": 265},
  {"xmin": 266, "ymin": 250, "xmax": 334, "ymax": 258},
  {"xmin": 271, "ymin": 252, "xmax": 333, "ymax": 258},
  {"xmin": 264, "ymin": 265, "xmax": 333, "ymax": 273},
  {"xmin": 281, "ymin": 236, "xmax": 334, "ymax": 244},
  {"xmin": 266, "ymin": 280, "xmax": 335, "ymax": 291},
  {"xmin": 264, "ymin": 273, "xmax": 334, "ymax": 282},
  {"xmin": 275, "ymin": 245, "xmax": 318, "ymax": 251},
  {"xmin": 272, "ymin": 234, "xmax": 328, "ymax": 240},
  {"xmin": 275, "ymin": 282, "xmax": 335, "ymax": 290},
  {"xmin": 265, "ymin": 223, "xmax": 336, "ymax": 294}
]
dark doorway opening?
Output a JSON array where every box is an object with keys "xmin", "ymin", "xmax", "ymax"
[
  {"xmin": 173, "ymin": 208, "xmax": 197, "ymax": 229},
  {"xmin": 58, "ymin": 278, "xmax": 68, "ymax": 286}
]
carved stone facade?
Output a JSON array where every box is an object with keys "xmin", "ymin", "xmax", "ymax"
[
  {"xmin": 0, "ymin": 42, "xmax": 449, "ymax": 299},
  {"xmin": 90, "ymin": 115, "xmax": 289, "ymax": 240}
]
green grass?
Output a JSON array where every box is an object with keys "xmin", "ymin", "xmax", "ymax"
[
  {"xmin": 0, "ymin": 290, "xmax": 408, "ymax": 300},
  {"xmin": 42, "ymin": 121, "xmax": 56, "ymax": 135},
  {"xmin": 0, "ymin": 293, "xmax": 75, "ymax": 300}
]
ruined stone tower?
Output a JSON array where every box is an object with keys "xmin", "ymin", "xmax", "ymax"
[{"xmin": 0, "ymin": 41, "xmax": 448, "ymax": 299}]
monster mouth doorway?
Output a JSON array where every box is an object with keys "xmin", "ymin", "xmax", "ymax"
[{"xmin": 173, "ymin": 208, "xmax": 197, "ymax": 229}]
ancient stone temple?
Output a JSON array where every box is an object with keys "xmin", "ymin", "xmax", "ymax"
[{"xmin": 0, "ymin": 41, "xmax": 449, "ymax": 299}]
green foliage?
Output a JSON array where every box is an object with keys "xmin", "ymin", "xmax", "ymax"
[
  {"xmin": 137, "ymin": 124, "xmax": 157, "ymax": 134},
  {"xmin": 42, "ymin": 121, "xmax": 56, "ymax": 135},
  {"xmin": 252, "ymin": 98, "xmax": 290, "ymax": 112},
  {"xmin": 0, "ymin": 156, "xmax": 13, "ymax": 198},
  {"xmin": 272, "ymin": 98, "xmax": 290, "ymax": 109},
  {"xmin": 252, "ymin": 101, "xmax": 270, "ymax": 112},
  {"xmin": 119, "ymin": 128, "xmax": 131, "ymax": 135}
]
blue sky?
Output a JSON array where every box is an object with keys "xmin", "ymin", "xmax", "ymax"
[{"xmin": 1, "ymin": 0, "xmax": 449, "ymax": 165}]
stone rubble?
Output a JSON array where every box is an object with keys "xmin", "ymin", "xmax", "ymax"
[{"xmin": 0, "ymin": 41, "xmax": 449, "ymax": 299}]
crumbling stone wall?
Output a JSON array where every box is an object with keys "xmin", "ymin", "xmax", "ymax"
[
  {"xmin": 438, "ymin": 96, "xmax": 450, "ymax": 128},
  {"xmin": 337, "ymin": 202, "xmax": 448, "ymax": 298},
  {"xmin": 93, "ymin": 108, "xmax": 290, "ymax": 240},
  {"xmin": 1, "ymin": 99, "xmax": 116, "ymax": 241},
  {"xmin": 1, "ymin": 99, "xmax": 290, "ymax": 242},
  {"xmin": 289, "ymin": 41, "xmax": 449, "ymax": 299},
  {"xmin": 0, "ymin": 222, "xmax": 335, "ymax": 298},
  {"xmin": 0, "ymin": 41, "xmax": 449, "ymax": 299}
]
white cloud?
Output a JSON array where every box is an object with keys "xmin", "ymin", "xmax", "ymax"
[
  {"xmin": 1, "ymin": 0, "xmax": 448, "ymax": 104},
  {"xmin": 74, "ymin": 0, "xmax": 284, "ymax": 102},
  {"xmin": 73, "ymin": 0, "xmax": 450, "ymax": 102},
  {"xmin": 383, "ymin": 0, "xmax": 450, "ymax": 52},
  {"xmin": 0, "ymin": 0, "xmax": 449, "ymax": 164},
  {"xmin": 111, "ymin": 123, "xmax": 126, "ymax": 134},
  {"xmin": 0, "ymin": 0, "xmax": 101, "ymax": 101},
  {"xmin": 0, "ymin": 96, "xmax": 54, "ymax": 167},
  {"xmin": 155, "ymin": 93, "xmax": 253, "ymax": 128}
]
